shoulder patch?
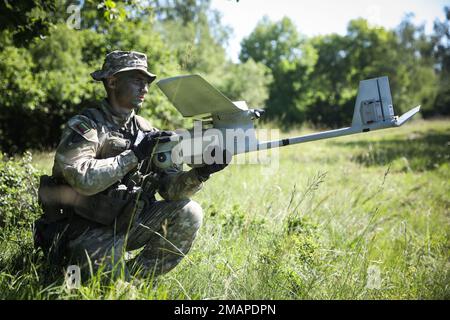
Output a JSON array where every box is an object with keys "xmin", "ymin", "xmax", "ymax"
[
  {"xmin": 68, "ymin": 115, "xmax": 98, "ymax": 143},
  {"xmin": 75, "ymin": 121, "xmax": 91, "ymax": 134}
]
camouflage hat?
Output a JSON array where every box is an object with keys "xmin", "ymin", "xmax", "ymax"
[{"xmin": 91, "ymin": 50, "xmax": 156, "ymax": 82}]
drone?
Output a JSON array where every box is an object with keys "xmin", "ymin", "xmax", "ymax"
[{"xmin": 152, "ymin": 74, "xmax": 421, "ymax": 169}]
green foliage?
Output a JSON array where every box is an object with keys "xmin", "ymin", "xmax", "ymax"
[
  {"xmin": 0, "ymin": 152, "xmax": 41, "ymax": 228},
  {"xmin": 154, "ymin": 2, "xmax": 273, "ymax": 111},
  {"xmin": 0, "ymin": 0, "xmax": 148, "ymax": 47},
  {"xmin": 0, "ymin": 25, "xmax": 103, "ymax": 152},
  {"xmin": 217, "ymin": 59, "xmax": 273, "ymax": 108},
  {"xmin": 431, "ymin": 7, "xmax": 450, "ymax": 117},
  {"xmin": 0, "ymin": 43, "xmax": 45, "ymax": 110},
  {"xmin": 154, "ymin": 0, "xmax": 212, "ymax": 26},
  {"xmin": 154, "ymin": 0, "xmax": 229, "ymax": 77},
  {"xmin": 0, "ymin": 0, "xmax": 58, "ymax": 46},
  {"xmin": 240, "ymin": 17, "xmax": 318, "ymax": 124},
  {"xmin": 31, "ymin": 25, "xmax": 100, "ymax": 108},
  {"xmin": 285, "ymin": 215, "xmax": 317, "ymax": 237}
]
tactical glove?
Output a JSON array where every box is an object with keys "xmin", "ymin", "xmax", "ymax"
[
  {"xmin": 195, "ymin": 150, "xmax": 232, "ymax": 181},
  {"xmin": 132, "ymin": 131, "xmax": 173, "ymax": 162}
]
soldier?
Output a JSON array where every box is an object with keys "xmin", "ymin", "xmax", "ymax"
[{"xmin": 34, "ymin": 50, "xmax": 230, "ymax": 280}]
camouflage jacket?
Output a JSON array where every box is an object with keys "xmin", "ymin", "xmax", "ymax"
[{"xmin": 51, "ymin": 100, "xmax": 203, "ymax": 223}]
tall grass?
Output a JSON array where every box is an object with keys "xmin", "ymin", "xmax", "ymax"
[{"xmin": 0, "ymin": 119, "xmax": 448, "ymax": 299}]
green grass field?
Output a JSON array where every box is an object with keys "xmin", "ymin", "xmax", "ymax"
[{"xmin": 0, "ymin": 119, "xmax": 449, "ymax": 299}]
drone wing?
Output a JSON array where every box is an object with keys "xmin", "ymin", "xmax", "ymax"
[{"xmin": 157, "ymin": 74, "xmax": 247, "ymax": 117}]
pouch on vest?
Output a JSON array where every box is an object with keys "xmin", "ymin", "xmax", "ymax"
[
  {"xmin": 98, "ymin": 131, "xmax": 131, "ymax": 159},
  {"xmin": 39, "ymin": 174, "xmax": 130, "ymax": 226},
  {"xmin": 73, "ymin": 188, "xmax": 133, "ymax": 226}
]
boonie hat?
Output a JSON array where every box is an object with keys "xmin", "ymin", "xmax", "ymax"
[{"xmin": 91, "ymin": 50, "xmax": 156, "ymax": 83}]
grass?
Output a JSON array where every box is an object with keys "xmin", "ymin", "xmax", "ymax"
[{"xmin": 0, "ymin": 119, "xmax": 449, "ymax": 299}]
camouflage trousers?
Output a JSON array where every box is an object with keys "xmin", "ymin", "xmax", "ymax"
[{"xmin": 66, "ymin": 199, "xmax": 203, "ymax": 280}]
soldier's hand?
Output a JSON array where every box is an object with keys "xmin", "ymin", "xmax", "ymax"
[
  {"xmin": 132, "ymin": 131, "xmax": 173, "ymax": 162},
  {"xmin": 195, "ymin": 149, "xmax": 232, "ymax": 181}
]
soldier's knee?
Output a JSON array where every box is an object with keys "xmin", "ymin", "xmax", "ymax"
[{"xmin": 180, "ymin": 200, "xmax": 203, "ymax": 228}]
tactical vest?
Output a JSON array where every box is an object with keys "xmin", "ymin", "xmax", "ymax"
[
  {"xmin": 38, "ymin": 107, "xmax": 156, "ymax": 226},
  {"xmin": 35, "ymin": 107, "xmax": 157, "ymax": 263},
  {"xmin": 81, "ymin": 107, "xmax": 154, "ymax": 156}
]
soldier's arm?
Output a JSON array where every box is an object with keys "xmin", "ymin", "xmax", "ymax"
[
  {"xmin": 53, "ymin": 116, "xmax": 139, "ymax": 196},
  {"xmin": 157, "ymin": 164, "xmax": 204, "ymax": 201}
]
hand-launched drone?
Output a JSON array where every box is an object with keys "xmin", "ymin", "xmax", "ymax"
[{"xmin": 152, "ymin": 74, "xmax": 420, "ymax": 169}]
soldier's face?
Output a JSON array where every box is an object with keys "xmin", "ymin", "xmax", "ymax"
[{"xmin": 112, "ymin": 70, "xmax": 150, "ymax": 110}]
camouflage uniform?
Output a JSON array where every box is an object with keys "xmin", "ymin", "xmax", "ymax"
[{"xmin": 45, "ymin": 51, "xmax": 204, "ymax": 278}]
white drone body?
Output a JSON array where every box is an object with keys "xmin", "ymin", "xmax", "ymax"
[{"xmin": 153, "ymin": 74, "xmax": 420, "ymax": 168}]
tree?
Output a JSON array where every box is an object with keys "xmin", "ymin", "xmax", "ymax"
[
  {"xmin": 0, "ymin": 0, "xmax": 58, "ymax": 46},
  {"xmin": 306, "ymin": 33, "xmax": 355, "ymax": 127},
  {"xmin": 218, "ymin": 58, "xmax": 273, "ymax": 108},
  {"xmin": 0, "ymin": 0, "xmax": 146, "ymax": 46},
  {"xmin": 153, "ymin": 0, "xmax": 211, "ymax": 26},
  {"xmin": 153, "ymin": 0, "xmax": 230, "ymax": 78},
  {"xmin": 432, "ymin": 7, "xmax": 450, "ymax": 116},
  {"xmin": 150, "ymin": 0, "xmax": 274, "ymax": 110},
  {"xmin": 240, "ymin": 16, "xmax": 318, "ymax": 125}
]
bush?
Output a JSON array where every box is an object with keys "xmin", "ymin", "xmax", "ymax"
[
  {"xmin": 0, "ymin": 153, "xmax": 45, "ymax": 297},
  {"xmin": 0, "ymin": 152, "xmax": 42, "ymax": 228}
]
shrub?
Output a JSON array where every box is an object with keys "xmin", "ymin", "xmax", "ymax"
[{"xmin": 0, "ymin": 152, "xmax": 42, "ymax": 228}]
